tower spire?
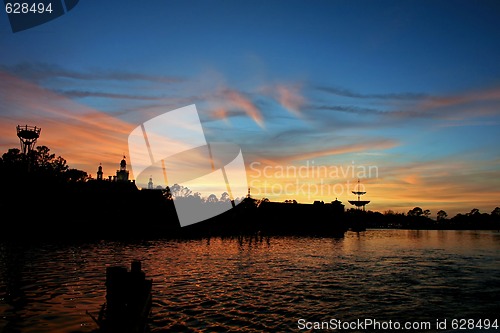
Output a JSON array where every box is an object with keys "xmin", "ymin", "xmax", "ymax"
[
  {"xmin": 16, "ymin": 124, "xmax": 41, "ymax": 172},
  {"xmin": 16, "ymin": 124, "xmax": 41, "ymax": 155}
]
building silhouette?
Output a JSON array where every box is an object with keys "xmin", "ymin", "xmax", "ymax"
[
  {"xmin": 331, "ymin": 198, "xmax": 345, "ymax": 215},
  {"xmin": 115, "ymin": 156, "xmax": 129, "ymax": 182},
  {"xmin": 95, "ymin": 156, "xmax": 134, "ymax": 184},
  {"xmin": 97, "ymin": 163, "xmax": 103, "ymax": 181}
]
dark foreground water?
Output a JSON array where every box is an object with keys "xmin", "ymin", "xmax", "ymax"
[{"xmin": 0, "ymin": 229, "xmax": 499, "ymax": 333}]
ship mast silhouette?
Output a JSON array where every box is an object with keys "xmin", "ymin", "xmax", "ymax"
[{"xmin": 348, "ymin": 178, "xmax": 370, "ymax": 211}]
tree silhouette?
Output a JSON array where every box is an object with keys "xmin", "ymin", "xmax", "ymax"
[
  {"xmin": 468, "ymin": 208, "xmax": 480, "ymax": 216},
  {"xmin": 0, "ymin": 148, "xmax": 24, "ymax": 168},
  {"xmin": 163, "ymin": 186, "xmax": 172, "ymax": 200},
  {"xmin": 437, "ymin": 210, "xmax": 448, "ymax": 221},
  {"xmin": 407, "ymin": 207, "xmax": 423, "ymax": 217},
  {"xmin": 169, "ymin": 184, "xmax": 193, "ymax": 198},
  {"xmin": 205, "ymin": 194, "xmax": 218, "ymax": 203},
  {"xmin": 65, "ymin": 168, "xmax": 89, "ymax": 182},
  {"xmin": 32, "ymin": 145, "xmax": 56, "ymax": 171},
  {"xmin": 491, "ymin": 207, "xmax": 500, "ymax": 216},
  {"xmin": 0, "ymin": 145, "xmax": 85, "ymax": 182},
  {"xmin": 220, "ymin": 192, "xmax": 230, "ymax": 203}
]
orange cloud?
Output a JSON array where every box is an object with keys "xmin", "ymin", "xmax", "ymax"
[
  {"xmin": 405, "ymin": 86, "xmax": 500, "ymax": 121},
  {"xmin": 423, "ymin": 87, "xmax": 500, "ymax": 109},
  {"xmin": 350, "ymin": 159, "xmax": 500, "ymax": 217},
  {"xmin": 221, "ymin": 89, "xmax": 264, "ymax": 128},
  {"xmin": 244, "ymin": 151, "xmax": 500, "ymax": 218},
  {"xmin": 270, "ymin": 139, "xmax": 398, "ymax": 164},
  {"xmin": 276, "ymin": 85, "xmax": 305, "ymax": 117},
  {"xmin": 0, "ymin": 71, "xmax": 134, "ymax": 176},
  {"xmin": 209, "ymin": 107, "xmax": 232, "ymax": 126}
]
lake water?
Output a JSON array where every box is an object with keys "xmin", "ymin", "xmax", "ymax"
[{"xmin": 1, "ymin": 229, "xmax": 499, "ymax": 332}]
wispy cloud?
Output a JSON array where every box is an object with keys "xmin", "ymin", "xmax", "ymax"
[
  {"xmin": 205, "ymin": 81, "xmax": 307, "ymax": 128},
  {"xmin": 258, "ymin": 84, "xmax": 306, "ymax": 117},
  {"xmin": 56, "ymin": 90, "xmax": 166, "ymax": 101},
  {"xmin": 259, "ymin": 139, "xmax": 399, "ymax": 164},
  {"xmin": 0, "ymin": 62, "xmax": 183, "ymax": 84},
  {"xmin": 208, "ymin": 89, "xmax": 265, "ymax": 128},
  {"xmin": 316, "ymin": 85, "xmax": 428, "ymax": 100},
  {"xmin": 312, "ymin": 104, "xmax": 386, "ymax": 116},
  {"xmin": 420, "ymin": 87, "xmax": 500, "ymax": 110},
  {"xmin": 276, "ymin": 85, "xmax": 305, "ymax": 116},
  {"xmin": 309, "ymin": 85, "xmax": 500, "ymax": 125}
]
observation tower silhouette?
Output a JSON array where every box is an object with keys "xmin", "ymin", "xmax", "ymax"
[
  {"xmin": 348, "ymin": 179, "xmax": 370, "ymax": 211},
  {"xmin": 16, "ymin": 124, "xmax": 41, "ymax": 155}
]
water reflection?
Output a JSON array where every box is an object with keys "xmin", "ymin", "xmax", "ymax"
[{"xmin": 0, "ymin": 230, "xmax": 499, "ymax": 333}]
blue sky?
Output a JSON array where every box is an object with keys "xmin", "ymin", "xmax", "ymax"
[{"xmin": 1, "ymin": 0, "xmax": 499, "ymax": 216}]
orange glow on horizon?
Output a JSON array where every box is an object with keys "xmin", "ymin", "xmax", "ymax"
[{"xmin": 245, "ymin": 158, "xmax": 500, "ymax": 218}]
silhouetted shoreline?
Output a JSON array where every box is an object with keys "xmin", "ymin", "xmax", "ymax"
[
  {"xmin": 1, "ymin": 145, "xmax": 499, "ymax": 242},
  {"xmin": 2, "ymin": 177, "xmax": 499, "ymax": 242}
]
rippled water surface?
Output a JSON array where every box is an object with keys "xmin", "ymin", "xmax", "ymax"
[{"xmin": 1, "ymin": 229, "xmax": 499, "ymax": 332}]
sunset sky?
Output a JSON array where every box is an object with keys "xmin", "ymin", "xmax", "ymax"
[{"xmin": 1, "ymin": 0, "xmax": 499, "ymax": 217}]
